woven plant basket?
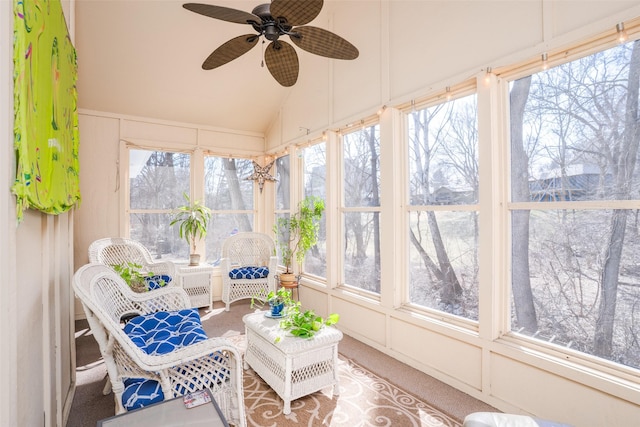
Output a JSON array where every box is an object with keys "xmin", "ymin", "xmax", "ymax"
[{"xmin": 129, "ymin": 280, "xmax": 148, "ymax": 293}]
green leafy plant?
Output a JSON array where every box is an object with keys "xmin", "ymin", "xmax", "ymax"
[
  {"xmin": 112, "ymin": 262, "xmax": 168, "ymax": 292},
  {"xmin": 170, "ymin": 193, "xmax": 212, "ymax": 256},
  {"xmin": 112, "ymin": 262, "xmax": 146, "ymax": 292},
  {"xmin": 278, "ymin": 307, "xmax": 340, "ymax": 341},
  {"xmin": 252, "ymin": 288, "xmax": 339, "ymax": 342},
  {"xmin": 251, "ymin": 287, "xmax": 296, "ymax": 311},
  {"xmin": 273, "ymin": 195, "xmax": 325, "ymax": 273}
]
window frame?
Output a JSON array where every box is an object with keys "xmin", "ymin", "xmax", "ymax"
[
  {"xmin": 122, "ymin": 142, "xmax": 196, "ymax": 261},
  {"xmin": 497, "ymin": 30, "xmax": 640, "ymax": 377},
  {"xmin": 339, "ymin": 117, "xmax": 383, "ymax": 296},
  {"xmin": 399, "ymin": 82, "xmax": 482, "ymax": 329}
]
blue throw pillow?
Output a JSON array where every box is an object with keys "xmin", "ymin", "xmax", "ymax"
[
  {"xmin": 229, "ymin": 266, "xmax": 269, "ymax": 280},
  {"xmin": 123, "ymin": 308, "xmax": 207, "ymax": 355},
  {"xmin": 121, "ymin": 378, "xmax": 164, "ymax": 411},
  {"xmin": 144, "ymin": 274, "xmax": 172, "ymax": 291}
]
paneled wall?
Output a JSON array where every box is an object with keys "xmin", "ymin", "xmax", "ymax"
[{"xmin": 1, "ymin": 1, "xmax": 77, "ymax": 426}]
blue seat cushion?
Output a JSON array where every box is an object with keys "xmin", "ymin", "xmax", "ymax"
[
  {"xmin": 123, "ymin": 308, "xmax": 207, "ymax": 355},
  {"xmin": 121, "ymin": 378, "xmax": 164, "ymax": 411},
  {"xmin": 229, "ymin": 266, "xmax": 269, "ymax": 280},
  {"xmin": 144, "ymin": 274, "xmax": 172, "ymax": 291}
]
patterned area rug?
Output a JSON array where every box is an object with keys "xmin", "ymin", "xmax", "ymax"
[{"xmin": 228, "ymin": 335, "xmax": 462, "ymax": 427}]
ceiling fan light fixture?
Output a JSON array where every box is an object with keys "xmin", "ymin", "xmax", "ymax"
[{"xmin": 183, "ymin": 0, "xmax": 359, "ymax": 86}]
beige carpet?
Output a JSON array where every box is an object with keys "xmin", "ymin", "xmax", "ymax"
[
  {"xmin": 229, "ymin": 334, "xmax": 461, "ymax": 427},
  {"xmin": 243, "ymin": 355, "xmax": 460, "ymax": 427},
  {"xmin": 68, "ymin": 301, "xmax": 495, "ymax": 426}
]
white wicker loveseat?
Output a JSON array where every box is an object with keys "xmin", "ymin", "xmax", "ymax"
[
  {"xmin": 88, "ymin": 237, "xmax": 176, "ymax": 286},
  {"xmin": 73, "ymin": 263, "xmax": 246, "ymax": 426},
  {"xmin": 220, "ymin": 232, "xmax": 278, "ymax": 311}
]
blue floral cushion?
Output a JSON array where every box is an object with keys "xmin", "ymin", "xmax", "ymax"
[
  {"xmin": 123, "ymin": 308, "xmax": 207, "ymax": 355},
  {"xmin": 121, "ymin": 378, "xmax": 164, "ymax": 411},
  {"xmin": 144, "ymin": 274, "xmax": 172, "ymax": 291},
  {"xmin": 229, "ymin": 266, "xmax": 269, "ymax": 280}
]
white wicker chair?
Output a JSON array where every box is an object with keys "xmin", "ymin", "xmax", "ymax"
[
  {"xmin": 73, "ymin": 263, "xmax": 246, "ymax": 426},
  {"xmin": 88, "ymin": 237, "xmax": 176, "ymax": 284},
  {"xmin": 220, "ymin": 232, "xmax": 277, "ymax": 311}
]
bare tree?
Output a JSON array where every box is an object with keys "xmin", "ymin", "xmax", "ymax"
[
  {"xmin": 594, "ymin": 40, "xmax": 640, "ymax": 357},
  {"xmin": 511, "ymin": 76, "xmax": 539, "ymax": 333},
  {"xmin": 223, "ymin": 158, "xmax": 252, "ymax": 231},
  {"xmin": 408, "ymin": 104, "xmax": 464, "ymax": 309}
]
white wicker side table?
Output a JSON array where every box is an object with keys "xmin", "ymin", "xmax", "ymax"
[
  {"xmin": 242, "ymin": 311, "xmax": 343, "ymax": 414},
  {"xmin": 176, "ymin": 265, "xmax": 214, "ymax": 309}
]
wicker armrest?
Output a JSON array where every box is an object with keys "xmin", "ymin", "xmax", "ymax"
[
  {"xmin": 124, "ymin": 336, "xmax": 242, "ymax": 372},
  {"xmin": 141, "ymin": 260, "xmax": 175, "ymax": 277},
  {"xmin": 121, "ymin": 285, "xmax": 191, "ymax": 313}
]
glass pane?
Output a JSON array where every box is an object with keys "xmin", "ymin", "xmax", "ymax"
[
  {"xmin": 129, "ymin": 213, "xmax": 187, "ymax": 261},
  {"xmin": 130, "ymin": 149, "xmax": 190, "ymax": 209},
  {"xmin": 343, "ymin": 212, "xmax": 380, "ymax": 293},
  {"xmin": 511, "ymin": 42, "xmax": 640, "ymax": 203},
  {"xmin": 205, "ymin": 213, "xmax": 254, "ymax": 264},
  {"xmin": 304, "ymin": 143, "xmax": 327, "ymax": 277},
  {"xmin": 276, "ymin": 155, "xmax": 290, "ymax": 210},
  {"xmin": 408, "ymin": 211, "xmax": 479, "ymax": 320},
  {"xmin": 274, "ymin": 213, "xmax": 290, "ymax": 269},
  {"xmin": 408, "ymin": 94, "xmax": 478, "ymax": 206},
  {"xmin": 343, "ymin": 125, "xmax": 381, "ymax": 208},
  {"xmin": 204, "ymin": 157, "xmax": 254, "ymax": 210},
  {"xmin": 204, "ymin": 156, "xmax": 255, "ymax": 264},
  {"xmin": 511, "ymin": 209, "xmax": 640, "ymax": 369},
  {"xmin": 304, "ymin": 143, "xmax": 326, "ymax": 199}
]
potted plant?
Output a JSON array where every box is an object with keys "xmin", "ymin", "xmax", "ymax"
[
  {"xmin": 112, "ymin": 262, "xmax": 171, "ymax": 292},
  {"xmin": 170, "ymin": 193, "xmax": 212, "ymax": 266},
  {"xmin": 273, "ymin": 195, "xmax": 325, "ymax": 285},
  {"xmin": 252, "ymin": 287, "xmax": 296, "ymax": 318},
  {"xmin": 252, "ymin": 288, "xmax": 339, "ymax": 342}
]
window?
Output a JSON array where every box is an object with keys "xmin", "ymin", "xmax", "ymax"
[
  {"xmin": 128, "ymin": 148, "xmax": 191, "ymax": 261},
  {"xmin": 406, "ymin": 93, "xmax": 479, "ymax": 320},
  {"xmin": 276, "ymin": 155, "xmax": 290, "ymax": 211},
  {"xmin": 274, "ymin": 155, "xmax": 291, "ymax": 269},
  {"xmin": 203, "ymin": 156, "xmax": 254, "ymax": 264},
  {"xmin": 342, "ymin": 124, "xmax": 381, "ymax": 293},
  {"xmin": 509, "ymin": 41, "xmax": 640, "ymax": 369},
  {"xmin": 303, "ymin": 142, "xmax": 327, "ymax": 277}
]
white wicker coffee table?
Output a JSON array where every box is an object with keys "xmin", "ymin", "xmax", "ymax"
[{"xmin": 242, "ymin": 311, "xmax": 343, "ymax": 414}]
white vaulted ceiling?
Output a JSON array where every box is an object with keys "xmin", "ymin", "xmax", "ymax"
[{"xmin": 76, "ymin": 0, "xmax": 297, "ymax": 134}]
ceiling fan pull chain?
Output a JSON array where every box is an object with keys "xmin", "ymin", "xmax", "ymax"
[{"xmin": 261, "ymin": 40, "xmax": 265, "ymax": 67}]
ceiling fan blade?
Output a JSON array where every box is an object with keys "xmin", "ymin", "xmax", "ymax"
[
  {"xmin": 264, "ymin": 41, "xmax": 299, "ymax": 87},
  {"xmin": 270, "ymin": 0, "xmax": 323, "ymax": 26},
  {"xmin": 183, "ymin": 3, "xmax": 259, "ymax": 25},
  {"xmin": 202, "ymin": 35, "xmax": 259, "ymax": 70},
  {"xmin": 290, "ymin": 26, "xmax": 359, "ymax": 60}
]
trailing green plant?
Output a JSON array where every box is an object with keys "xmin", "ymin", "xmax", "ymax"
[
  {"xmin": 170, "ymin": 193, "xmax": 212, "ymax": 255},
  {"xmin": 278, "ymin": 306, "xmax": 339, "ymax": 341},
  {"xmin": 113, "ymin": 262, "xmax": 145, "ymax": 292},
  {"xmin": 273, "ymin": 195, "xmax": 325, "ymax": 273},
  {"xmin": 251, "ymin": 288, "xmax": 339, "ymax": 342}
]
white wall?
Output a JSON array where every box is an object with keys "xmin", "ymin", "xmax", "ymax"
[
  {"xmin": 266, "ymin": 0, "xmax": 640, "ymax": 148},
  {"xmin": 1, "ymin": 1, "xmax": 77, "ymax": 426},
  {"xmin": 267, "ymin": 1, "xmax": 640, "ymax": 426}
]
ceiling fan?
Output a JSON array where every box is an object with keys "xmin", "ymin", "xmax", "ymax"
[{"xmin": 183, "ymin": 0, "xmax": 359, "ymax": 87}]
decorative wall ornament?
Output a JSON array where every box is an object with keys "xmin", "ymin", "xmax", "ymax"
[
  {"xmin": 246, "ymin": 160, "xmax": 277, "ymax": 193},
  {"xmin": 12, "ymin": 0, "xmax": 81, "ymax": 220}
]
